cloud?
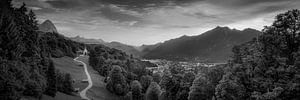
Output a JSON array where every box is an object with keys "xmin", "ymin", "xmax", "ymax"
[
  {"xmin": 28, "ymin": 6, "xmax": 42, "ymax": 10},
  {"xmin": 12, "ymin": 0, "xmax": 300, "ymax": 45}
]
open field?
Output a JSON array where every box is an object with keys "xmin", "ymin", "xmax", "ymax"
[
  {"xmin": 44, "ymin": 56, "xmax": 88, "ymax": 100},
  {"xmin": 52, "ymin": 56, "xmax": 89, "ymax": 93},
  {"xmin": 77, "ymin": 56, "xmax": 121, "ymax": 100}
]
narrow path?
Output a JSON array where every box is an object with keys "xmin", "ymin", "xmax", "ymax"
[{"xmin": 74, "ymin": 56, "xmax": 93, "ymax": 100}]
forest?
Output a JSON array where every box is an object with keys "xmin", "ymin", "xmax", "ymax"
[
  {"xmin": 88, "ymin": 9, "xmax": 300, "ymax": 100},
  {"xmin": 1, "ymin": 0, "xmax": 300, "ymax": 99},
  {"xmin": 0, "ymin": 0, "xmax": 85, "ymax": 99}
]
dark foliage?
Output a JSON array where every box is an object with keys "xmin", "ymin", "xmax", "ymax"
[
  {"xmin": 88, "ymin": 45, "xmax": 154, "ymax": 96},
  {"xmin": 45, "ymin": 60, "xmax": 57, "ymax": 97},
  {"xmin": 215, "ymin": 9, "xmax": 300, "ymax": 100},
  {"xmin": 145, "ymin": 82, "xmax": 161, "ymax": 100},
  {"xmin": 106, "ymin": 65, "xmax": 129, "ymax": 96},
  {"xmin": 131, "ymin": 80, "xmax": 143, "ymax": 100},
  {"xmin": 0, "ymin": 1, "xmax": 80, "ymax": 99}
]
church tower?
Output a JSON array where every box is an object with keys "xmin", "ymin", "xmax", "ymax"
[{"xmin": 83, "ymin": 47, "xmax": 88, "ymax": 56}]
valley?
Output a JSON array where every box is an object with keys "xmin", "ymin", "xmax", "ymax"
[{"xmin": 1, "ymin": 1, "xmax": 300, "ymax": 100}]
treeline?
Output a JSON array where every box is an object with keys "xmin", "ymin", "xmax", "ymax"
[
  {"xmin": 213, "ymin": 9, "xmax": 300, "ymax": 99},
  {"xmin": 88, "ymin": 42, "xmax": 225, "ymax": 100},
  {"xmin": 89, "ymin": 9, "xmax": 300, "ymax": 100},
  {"xmin": 40, "ymin": 32, "xmax": 85, "ymax": 58},
  {"xmin": 0, "ymin": 0, "xmax": 81, "ymax": 99}
]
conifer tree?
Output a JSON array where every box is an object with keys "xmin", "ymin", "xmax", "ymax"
[{"xmin": 45, "ymin": 60, "xmax": 57, "ymax": 97}]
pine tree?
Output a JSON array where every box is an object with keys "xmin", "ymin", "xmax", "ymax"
[
  {"xmin": 45, "ymin": 60, "xmax": 57, "ymax": 97},
  {"xmin": 63, "ymin": 73, "xmax": 73, "ymax": 94},
  {"xmin": 131, "ymin": 80, "xmax": 143, "ymax": 100}
]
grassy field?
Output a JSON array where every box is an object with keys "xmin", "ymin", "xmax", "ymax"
[
  {"xmin": 46, "ymin": 56, "xmax": 88, "ymax": 100},
  {"xmin": 22, "ymin": 56, "xmax": 121, "ymax": 100},
  {"xmin": 77, "ymin": 56, "xmax": 121, "ymax": 100},
  {"xmin": 52, "ymin": 56, "xmax": 89, "ymax": 93}
]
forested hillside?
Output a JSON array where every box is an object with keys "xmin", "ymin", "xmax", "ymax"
[
  {"xmin": 0, "ymin": 1, "xmax": 84, "ymax": 99},
  {"xmin": 88, "ymin": 45, "xmax": 157, "ymax": 96},
  {"xmin": 144, "ymin": 27, "xmax": 261, "ymax": 62},
  {"xmin": 40, "ymin": 32, "xmax": 85, "ymax": 58},
  {"xmin": 214, "ymin": 10, "xmax": 300, "ymax": 99},
  {"xmin": 88, "ymin": 9, "xmax": 300, "ymax": 100}
]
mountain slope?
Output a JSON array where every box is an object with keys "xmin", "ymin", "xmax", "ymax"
[
  {"xmin": 70, "ymin": 36, "xmax": 142, "ymax": 57},
  {"xmin": 103, "ymin": 41, "xmax": 141, "ymax": 57},
  {"xmin": 38, "ymin": 20, "xmax": 58, "ymax": 33},
  {"xmin": 143, "ymin": 26, "xmax": 261, "ymax": 62},
  {"xmin": 70, "ymin": 35, "xmax": 105, "ymax": 44}
]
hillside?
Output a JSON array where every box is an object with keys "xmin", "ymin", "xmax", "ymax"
[
  {"xmin": 0, "ymin": 2, "xmax": 86, "ymax": 99},
  {"xmin": 70, "ymin": 35, "xmax": 105, "ymax": 44},
  {"xmin": 104, "ymin": 41, "xmax": 141, "ymax": 57},
  {"xmin": 143, "ymin": 26, "xmax": 261, "ymax": 62},
  {"xmin": 70, "ymin": 36, "xmax": 142, "ymax": 57}
]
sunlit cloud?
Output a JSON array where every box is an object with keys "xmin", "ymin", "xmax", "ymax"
[{"xmin": 12, "ymin": 0, "xmax": 300, "ymax": 45}]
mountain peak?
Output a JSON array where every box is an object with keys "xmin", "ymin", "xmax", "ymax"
[
  {"xmin": 214, "ymin": 26, "xmax": 231, "ymax": 31},
  {"xmin": 243, "ymin": 28, "xmax": 259, "ymax": 32},
  {"xmin": 44, "ymin": 19, "xmax": 52, "ymax": 23},
  {"xmin": 38, "ymin": 19, "xmax": 58, "ymax": 33}
]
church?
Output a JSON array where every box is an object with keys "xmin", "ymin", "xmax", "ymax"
[{"xmin": 76, "ymin": 47, "xmax": 88, "ymax": 56}]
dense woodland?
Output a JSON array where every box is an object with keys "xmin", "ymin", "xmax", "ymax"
[
  {"xmin": 0, "ymin": 0, "xmax": 85, "ymax": 99},
  {"xmin": 89, "ymin": 10, "xmax": 300, "ymax": 100},
  {"xmin": 1, "ymin": 0, "xmax": 300, "ymax": 99}
]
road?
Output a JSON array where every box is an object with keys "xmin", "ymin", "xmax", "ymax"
[{"xmin": 74, "ymin": 56, "xmax": 93, "ymax": 100}]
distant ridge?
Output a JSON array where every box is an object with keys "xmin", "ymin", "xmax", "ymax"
[
  {"xmin": 38, "ymin": 20, "xmax": 58, "ymax": 33},
  {"xmin": 70, "ymin": 35, "xmax": 105, "ymax": 44},
  {"xmin": 70, "ymin": 36, "xmax": 142, "ymax": 57},
  {"xmin": 143, "ymin": 26, "xmax": 262, "ymax": 62}
]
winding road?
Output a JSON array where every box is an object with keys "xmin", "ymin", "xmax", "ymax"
[{"xmin": 74, "ymin": 56, "xmax": 93, "ymax": 100}]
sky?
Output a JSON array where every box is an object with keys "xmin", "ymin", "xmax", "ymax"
[{"xmin": 12, "ymin": 0, "xmax": 300, "ymax": 46}]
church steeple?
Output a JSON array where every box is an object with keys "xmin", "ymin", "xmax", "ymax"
[{"xmin": 83, "ymin": 47, "xmax": 88, "ymax": 56}]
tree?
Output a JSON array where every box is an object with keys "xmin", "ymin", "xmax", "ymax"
[
  {"xmin": 0, "ymin": 60, "xmax": 28, "ymax": 100},
  {"xmin": 183, "ymin": 72, "xmax": 195, "ymax": 85},
  {"xmin": 146, "ymin": 82, "xmax": 162, "ymax": 100},
  {"xmin": 213, "ymin": 9, "xmax": 300, "ymax": 100},
  {"xmin": 152, "ymin": 72, "xmax": 162, "ymax": 84},
  {"xmin": 140, "ymin": 75, "xmax": 153, "ymax": 93},
  {"xmin": 45, "ymin": 60, "xmax": 57, "ymax": 97},
  {"xmin": 106, "ymin": 65, "xmax": 129, "ymax": 96},
  {"xmin": 62, "ymin": 73, "xmax": 73, "ymax": 94},
  {"xmin": 159, "ymin": 71, "xmax": 173, "ymax": 91},
  {"xmin": 131, "ymin": 80, "xmax": 143, "ymax": 100},
  {"xmin": 188, "ymin": 75, "xmax": 214, "ymax": 100},
  {"xmin": 215, "ymin": 73, "xmax": 246, "ymax": 100}
]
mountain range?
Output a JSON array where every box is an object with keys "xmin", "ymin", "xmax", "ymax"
[
  {"xmin": 69, "ymin": 36, "xmax": 142, "ymax": 57},
  {"xmin": 143, "ymin": 26, "xmax": 261, "ymax": 62},
  {"xmin": 40, "ymin": 20, "xmax": 261, "ymax": 62}
]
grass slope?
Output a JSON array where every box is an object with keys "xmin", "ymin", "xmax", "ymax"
[
  {"xmin": 77, "ymin": 56, "xmax": 121, "ymax": 100},
  {"xmin": 49, "ymin": 56, "xmax": 88, "ymax": 100}
]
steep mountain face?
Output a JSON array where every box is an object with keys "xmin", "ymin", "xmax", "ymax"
[
  {"xmin": 136, "ymin": 43, "xmax": 162, "ymax": 55},
  {"xmin": 38, "ymin": 20, "xmax": 58, "ymax": 33},
  {"xmin": 143, "ymin": 26, "xmax": 261, "ymax": 62}
]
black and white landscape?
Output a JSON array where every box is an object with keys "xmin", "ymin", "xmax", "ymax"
[{"xmin": 1, "ymin": 0, "xmax": 300, "ymax": 100}]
